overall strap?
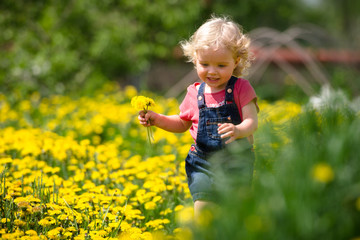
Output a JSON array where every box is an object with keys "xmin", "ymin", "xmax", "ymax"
[
  {"xmin": 225, "ymin": 76, "xmax": 238, "ymax": 104},
  {"xmin": 197, "ymin": 82, "xmax": 206, "ymax": 109}
]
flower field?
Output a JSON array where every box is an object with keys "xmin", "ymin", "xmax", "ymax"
[{"xmin": 1, "ymin": 83, "xmax": 360, "ymax": 239}]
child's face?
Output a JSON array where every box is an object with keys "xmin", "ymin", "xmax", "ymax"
[{"xmin": 195, "ymin": 47, "xmax": 239, "ymax": 92}]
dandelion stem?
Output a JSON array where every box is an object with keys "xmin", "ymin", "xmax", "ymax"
[
  {"xmin": 101, "ymin": 192, "xmax": 116, "ymax": 228},
  {"xmin": 2, "ymin": 170, "xmax": 6, "ymax": 200},
  {"xmin": 63, "ymin": 197, "xmax": 79, "ymax": 231},
  {"xmin": 53, "ymin": 178, "xmax": 56, "ymax": 203},
  {"xmin": 110, "ymin": 198, "xmax": 128, "ymax": 238}
]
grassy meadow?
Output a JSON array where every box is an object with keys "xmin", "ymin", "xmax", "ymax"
[{"xmin": 1, "ymin": 83, "xmax": 360, "ymax": 239}]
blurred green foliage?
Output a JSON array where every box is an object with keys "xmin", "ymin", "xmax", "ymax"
[
  {"xmin": 190, "ymin": 99, "xmax": 360, "ymax": 240},
  {"xmin": 0, "ymin": 0, "xmax": 359, "ymax": 97},
  {"xmin": 213, "ymin": 0, "xmax": 360, "ymax": 45}
]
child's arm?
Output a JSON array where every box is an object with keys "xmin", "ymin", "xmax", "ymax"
[
  {"xmin": 138, "ymin": 110, "xmax": 192, "ymax": 133},
  {"xmin": 218, "ymin": 100, "xmax": 258, "ymax": 144}
]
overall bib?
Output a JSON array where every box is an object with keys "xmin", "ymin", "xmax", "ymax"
[{"xmin": 185, "ymin": 76, "xmax": 254, "ymax": 202}]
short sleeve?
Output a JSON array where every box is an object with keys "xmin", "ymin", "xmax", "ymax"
[
  {"xmin": 179, "ymin": 83, "xmax": 199, "ymax": 121},
  {"xmin": 234, "ymin": 78, "xmax": 259, "ymax": 116}
]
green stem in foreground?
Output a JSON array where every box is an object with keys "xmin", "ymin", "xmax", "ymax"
[
  {"xmin": 144, "ymin": 108, "xmax": 154, "ymax": 144},
  {"xmin": 147, "ymin": 125, "xmax": 154, "ymax": 144}
]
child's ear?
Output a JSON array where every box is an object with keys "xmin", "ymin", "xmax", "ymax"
[{"xmin": 234, "ymin": 57, "xmax": 241, "ymax": 66}]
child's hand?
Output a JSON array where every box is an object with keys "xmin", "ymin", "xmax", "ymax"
[
  {"xmin": 218, "ymin": 123, "xmax": 239, "ymax": 144},
  {"xmin": 138, "ymin": 110, "xmax": 156, "ymax": 127}
]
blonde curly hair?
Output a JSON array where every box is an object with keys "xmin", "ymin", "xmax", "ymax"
[{"xmin": 180, "ymin": 16, "xmax": 253, "ymax": 77}]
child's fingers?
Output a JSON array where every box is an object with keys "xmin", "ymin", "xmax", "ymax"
[
  {"xmin": 138, "ymin": 111, "xmax": 155, "ymax": 127},
  {"xmin": 218, "ymin": 123, "xmax": 237, "ymax": 144},
  {"xmin": 138, "ymin": 115, "xmax": 147, "ymax": 126},
  {"xmin": 138, "ymin": 111, "xmax": 150, "ymax": 126},
  {"xmin": 217, "ymin": 123, "xmax": 233, "ymax": 135},
  {"xmin": 220, "ymin": 129, "xmax": 236, "ymax": 144},
  {"xmin": 145, "ymin": 111, "xmax": 153, "ymax": 122},
  {"xmin": 217, "ymin": 123, "xmax": 225, "ymax": 133},
  {"xmin": 221, "ymin": 131, "xmax": 234, "ymax": 139},
  {"xmin": 139, "ymin": 110, "xmax": 146, "ymax": 117}
]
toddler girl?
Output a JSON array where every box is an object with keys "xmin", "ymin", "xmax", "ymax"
[{"xmin": 138, "ymin": 16, "xmax": 259, "ymax": 217}]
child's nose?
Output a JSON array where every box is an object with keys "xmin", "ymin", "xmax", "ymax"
[{"xmin": 208, "ymin": 66, "xmax": 217, "ymax": 74}]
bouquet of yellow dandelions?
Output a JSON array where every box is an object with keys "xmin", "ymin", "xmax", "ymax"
[{"xmin": 131, "ymin": 96, "xmax": 156, "ymax": 144}]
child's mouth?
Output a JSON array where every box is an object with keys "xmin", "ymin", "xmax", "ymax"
[{"xmin": 207, "ymin": 77, "xmax": 219, "ymax": 82}]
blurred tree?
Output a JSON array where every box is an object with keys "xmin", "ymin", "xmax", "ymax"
[
  {"xmin": 320, "ymin": 0, "xmax": 360, "ymax": 48},
  {"xmin": 205, "ymin": 0, "xmax": 307, "ymax": 31},
  {"xmin": 0, "ymin": 0, "xmax": 201, "ymax": 96}
]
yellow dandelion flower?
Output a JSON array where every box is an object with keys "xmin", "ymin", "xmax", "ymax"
[
  {"xmin": 160, "ymin": 208, "xmax": 173, "ymax": 216},
  {"xmin": 16, "ymin": 201, "xmax": 31, "ymax": 211},
  {"xmin": 136, "ymin": 171, "xmax": 148, "ymax": 179},
  {"xmin": 63, "ymin": 232, "xmax": 73, "ymax": 238},
  {"xmin": 47, "ymin": 227, "xmax": 63, "ymax": 240},
  {"xmin": 1, "ymin": 218, "xmax": 10, "ymax": 223},
  {"xmin": 38, "ymin": 217, "xmax": 56, "ymax": 226},
  {"xmin": 195, "ymin": 209, "xmax": 214, "ymax": 227},
  {"xmin": 145, "ymin": 219, "xmax": 170, "ymax": 230},
  {"xmin": 131, "ymin": 96, "xmax": 155, "ymax": 111},
  {"xmin": 174, "ymin": 205, "xmax": 184, "ymax": 212},
  {"xmin": 144, "ymin": 201, "xmax": 157, "ymax": 210},
  {"xmin": 312, "ymin": 163, "xmax": 334, "ymax": 183},
  {"xmin": 176, "ymin": 206, "xmax": 194, "ymax": 225},
  {"xmin": 131, "ymin": 95, "xmax": 156, "ymax": 143},
  {"xmin": 32, "ymin": 205, "xmax": 42, "ymax": 213},
  {"xmin": 25, "ymin": 230, "xmax": 38, "ymax": 236},
  {"xmin": 125, "ymin": 85, "xmax": 138, "ymax": 99},
  {"xmin": 14, "ymin": 219, "xmax": 26, "ymax": 226},
  {"xmin": 173, "ymin": 227, "xmax": 193, "ymax": 240},
  {"xmin": 120, "ymin": 221, "xmax": 132, "ymax": 231},
  {"xmin": 0, "ymin": 157, "xmax": 13, "ymax": 164},
  {"xmin": 152, "ymin": 196, "xmax": 162, "ymax": 203},
  {"xmin": 48, "ymin": 209, "xmax": 62, "ymax": 215}
]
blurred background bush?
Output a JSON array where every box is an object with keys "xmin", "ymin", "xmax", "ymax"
[{"xmin": 1, "ymin": 0, "xmax": 359, "ymax": 101}]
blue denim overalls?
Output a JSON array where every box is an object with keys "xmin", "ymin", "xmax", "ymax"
[{"xmin": 185, "ymin": 76, "xmax": 254, "ymax": 202}]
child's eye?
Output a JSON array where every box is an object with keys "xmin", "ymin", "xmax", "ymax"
[
  {"xmin": 218, "ymin": 64, "xmax": 226, "ymax": 68},
  {"xmin": 200, "ymin": 63, "xmax": 208, "ymax": 67}
]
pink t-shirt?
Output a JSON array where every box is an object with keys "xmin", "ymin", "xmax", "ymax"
[{"xmin": 179, "ymin": 78, "xmax": 258, "ymax": 141}]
